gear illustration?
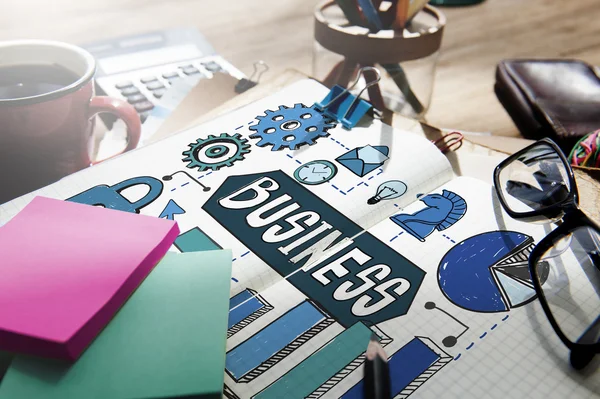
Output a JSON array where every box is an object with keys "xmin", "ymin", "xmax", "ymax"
[
  {"xmin": 249, "ymin": 103, "xmax": 336, "ymax": 151},
  {"xmin": 182, "ymin": 133, "xmax": 251, "ymax": 172}
]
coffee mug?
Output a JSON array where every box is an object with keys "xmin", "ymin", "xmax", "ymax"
[{"xmin": 0, "ymin": 40, "xmax": 141, "ymax": 204}]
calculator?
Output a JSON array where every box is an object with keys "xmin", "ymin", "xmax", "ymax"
[{"xmin": 84, "ymin": 27, "xmax": 245, "ymax": 124}]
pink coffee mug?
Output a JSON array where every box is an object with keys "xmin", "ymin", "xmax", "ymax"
[{"xmin": 0, "ymin": 40, "xmax": 141, "ymax": 204}]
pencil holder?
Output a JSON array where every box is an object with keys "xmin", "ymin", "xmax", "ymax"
[{"xmin": 313, "ymin": 1, "xmax": 446, "ymax": 120}]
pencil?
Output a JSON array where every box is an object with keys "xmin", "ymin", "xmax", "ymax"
[
  {"xmin": 393, "ymin": 0, "xmax": 410, "ymax": 30},
  {"xmin": 364, "ymin": 334, "xmax": 392, "ymax": 399}
]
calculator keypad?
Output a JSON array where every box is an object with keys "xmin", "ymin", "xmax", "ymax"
[
  {"xmin": 153, "ymin": 89, "xmax": 166, "ymax": 99},
  {"xmin": 182, "ymin": 66, "xmax": 200, "ymax": 75},
  {"xmin": 146, "ymin": 81, "xmax": 165, "ymax": 91},
  {"xmin": 106, "ymin": 57, "xmax": 236, "ymax": 123},
  {"xmin": 202, "ymin": 61, "xmax": 221, "ymax": 72},
  {"xmin": 120, "ymin": 86, "xmax": 140, "ymax": 96},
  {"xmin": 139, "ymin": 111, "xmax": 150, "ymax": 123},
  {"xmin": 126, "ymin": 94, "xmax": 147, "ymax": 104},
  {"xmin": 162, "ymin": 71, "xmax": 179, "ymax": 79},
  {"xmin": 115, "ymin": 81, "xmax": 134, "ymax": 89},
  {"xmin": 134, "ymin": 101, "xmax": 155, "ymax": 112}
]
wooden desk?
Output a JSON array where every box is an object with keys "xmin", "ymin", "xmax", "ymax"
[{"xmin": 1, "ymin": 0, "xmax": 599, "ymax": 137}]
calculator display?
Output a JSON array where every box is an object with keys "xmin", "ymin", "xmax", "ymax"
[{"xmin": 98, "ymin": 44, "xmax": 203, "ymax": 74}]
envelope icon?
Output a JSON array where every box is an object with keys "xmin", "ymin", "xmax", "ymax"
[{"xmin": 336, "ymin": 145, "xmax": 389, "ymax": 177}]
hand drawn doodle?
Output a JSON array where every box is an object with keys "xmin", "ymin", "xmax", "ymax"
[
  {"xmin": 223, "ymin": 385, "xmax": 240, "ymax": 399},
  {"xmin": 162, "ymin": 171, "xmax": 210, "ymax": 191},
  {"xmin": 182, "ymin": 133, "xmax": 250, "ymax": 172},
  {"xmin": 173, "ymin": 227, "xmax": 221, "ymax": 253},
  {"xmin": 158, "ymin": 199, "xmax": 185, "ymax": 221},
  {"xmin": 249, "ymin": 104, "xmax": 336, "ymax": 151},
  {"xmin": 293, "ymin": 160, "xmax": 338, "ymax": 185},
  {"xmin": 228, "ymin": 288, "xmax": 274, "ymax": 338},
  {"xmin": 307, "ymin": 326, "xmax": 392, "ymax": 399},
  {"xmin": 336, "ymin": 145, "xmax": 389, "ymax": 178},
  {"xmin": 254, "ymin": 322, "xmax": 373, "ymax": 399},
  {"xmin": 67, "ymin": 176, "xmax": 163, "ymax": 213},
  {"xmin": 203, "ymin": 170, "xmax": 425, "ymax": 328},
  {"xmin": 424, "ymin": 302, "xmax": 469, "ymax": 348},
  {"xmin": 390, "ymin": 190, "xmax": 466, "ymax": 242},
  {"xmin": 438, "ymin": 231, "xmax": 550, "ymax": 313},
  {"xmin": 368, "ymin": 180, "xmax": 407, "ymax": 204},
  {"xmin": 225, "ymin": 301, "xmax": 334, "ymax": 383},
  {"xmin": 172, "ymin": 226, "xmax": 241, "ymax": 283},
  {"xmin": 341, "ymin": 336, "xmax": 452, "ymax": 399}
]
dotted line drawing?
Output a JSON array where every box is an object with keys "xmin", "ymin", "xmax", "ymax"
[
  {"xmin": 389, "ymin": 231, "xmax": 405, "ymax": 243},
  {"xmin": 230, "ymin": 250, "xmax": 253, "ymax": 284},
  {"xmin": 231, "ymin": 251, "xmax": 251, "ymax": 263},
  {"xmin": 453, "ymin": 314, "xmax": 510, "ymax": 361},
  {"xmin": 329, "ymin": 136, "xmax": 351, "ymax": 151},
  {"xmin": 442, "ymin": 234, "xmax": 456, "ymax": 244},
  {"xmin": 170, "ymin": 171, "xmax": 214, "ymax": 193}
]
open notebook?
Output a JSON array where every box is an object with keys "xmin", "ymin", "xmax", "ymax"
[{"xmin": 1, "ymin": 79, "xmax": 598, "ymax": 398}]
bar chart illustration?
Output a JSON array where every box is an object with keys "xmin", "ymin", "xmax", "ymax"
[
  {"xmin": 226, "ymin": 301, "xmax": 334, "ymax": 383},
  {"xmin": 341, "ymin": 336, "xmax": 452, "ymax": 399},
  {"xmin": 173, "ymin": 226, "xmax": 222, "ymax": 252},
  {"xmin": 307, "ymin": 326, "xmax": 392, "ymax": 399},
  {"xmin": 254, "ymin": 322, "xmax": 374, "ymax": 399},
  {"xmin": 223, "ymin": 384, "xmax": 240, "ymax": 399},
  {"xmin": 228, "ymin": 289, "xmax": 273, "ymax": 338}
]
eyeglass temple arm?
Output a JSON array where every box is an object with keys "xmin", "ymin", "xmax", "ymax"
[
  {"xmin": 591, "ymin": 250, "xmax": 600, "ymax": 271},
  {"xmin": 570, "ymin": 314, "xmax": 600, "ymax": 369},
  {"xmin": 571, "ymin": 250, "xmax": 600, "ymax": 348},
  {"xmin": 575, "ymin": 314, "xmax": 600, "ymax": 346}
]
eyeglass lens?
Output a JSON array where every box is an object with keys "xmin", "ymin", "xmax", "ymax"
[
  {"xmin": 534, "ymin": 226, "xmax": 600, "ymax": 345},
  {"xmin": 498, "ymin": 143, "xmax": 571, "ymax": 214}
]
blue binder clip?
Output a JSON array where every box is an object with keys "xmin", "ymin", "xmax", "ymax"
[{"xmin": 315, "ymin": 67, "xmax": 381, "ymax": 130}]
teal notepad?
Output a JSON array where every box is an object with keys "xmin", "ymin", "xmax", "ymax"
[{"xmin": 0, "ymin": 250, "xmax": 232, "ymax": 399}]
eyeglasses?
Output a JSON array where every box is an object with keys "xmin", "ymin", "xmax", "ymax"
[{"xmin": 493, "ymin": 138, "xmax": 600, "ymax": 370}]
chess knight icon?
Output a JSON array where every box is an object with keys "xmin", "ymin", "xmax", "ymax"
[{"xmin": 390, "ymin": 190, "xmax": 467, "ymax": 242}]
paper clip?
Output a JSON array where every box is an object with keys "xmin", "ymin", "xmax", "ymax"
[
  {"xmin": 315, "ymin": 66, "xmax": 380, "ymax": 130},
  {"xmin": 235, "ymin": 61, "xmax": 269, "ymax": 93},
  {"xmin": 433, "ymin": 131, "xmax": 464, "ymax": 154}
]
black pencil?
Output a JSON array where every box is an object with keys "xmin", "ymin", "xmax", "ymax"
[{"xmin": 364, "ymin": 333, "xmax": 392, "ymax": 399}]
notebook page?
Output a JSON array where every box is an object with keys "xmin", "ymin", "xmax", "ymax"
[
  {"xmin": 0, "ymin": 78, "xmax": 452, "ymax": 296},
  {"xmin": 224, "ymin": 176, "xmax": 599, "ymax": 398}
]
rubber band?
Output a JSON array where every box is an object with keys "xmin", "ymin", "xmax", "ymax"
[{"xmin": 569, "ymin": 130, "xmax": 600, "ymax": 168}]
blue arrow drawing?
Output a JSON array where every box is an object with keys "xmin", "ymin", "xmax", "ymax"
[{"xmin": 159, "ymin": 199, "xmax": 186, "ymax": 221}]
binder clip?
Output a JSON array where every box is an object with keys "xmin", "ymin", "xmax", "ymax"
[
  {"xmin": 314, "ymin": 66, "xmax": 381, "ymax": 130},
  {"xmin": 235, "ymin": 61, "xmax": 269, "ymax": 93}
]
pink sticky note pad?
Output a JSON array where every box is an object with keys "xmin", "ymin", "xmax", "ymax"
[{"xmin": 0, "ymin": 196, "xmax": 179, "ymax": 361}]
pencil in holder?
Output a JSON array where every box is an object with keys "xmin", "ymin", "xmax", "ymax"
[{"xmin": 313, "ymin": 1, "xmax": 446, "ymax": 120}]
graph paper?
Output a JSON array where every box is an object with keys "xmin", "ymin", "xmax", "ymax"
[{"xmin": 0, "ymin": 79, "xmax": 598, "ymax": 398}]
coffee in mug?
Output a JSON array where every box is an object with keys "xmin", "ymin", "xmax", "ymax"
[{"xmin": 0, "ymin": 40, "xmax": 142, "ymax": 204}]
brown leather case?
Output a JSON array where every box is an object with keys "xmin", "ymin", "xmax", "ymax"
[{"xmin": 495, "ymin": 59, "xmax": 600, "ymax": 153}]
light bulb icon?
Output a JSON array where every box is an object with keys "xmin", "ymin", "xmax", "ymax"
[{"xmin": 367, "ymin": 180, "xmax": 408, "ymax": 204}]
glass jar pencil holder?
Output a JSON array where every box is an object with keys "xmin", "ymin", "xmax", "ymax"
[{"xmin": 313, "ymin": 1, "xmax": 446, "ymax": 120}]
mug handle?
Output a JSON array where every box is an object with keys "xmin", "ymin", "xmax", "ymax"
[{"xmin": 88, "ymin": 96, "xmax": 142, "ymax": 165}]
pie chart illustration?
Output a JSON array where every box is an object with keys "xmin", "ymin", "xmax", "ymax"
[{"xmin": 438, "ymin": 231, "xmax": 549, "ymax": 313}]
